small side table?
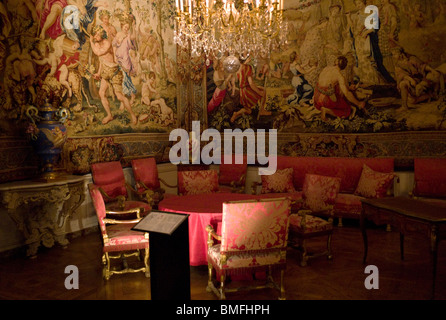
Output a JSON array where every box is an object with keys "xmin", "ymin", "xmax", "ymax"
[{"xmin": 0, "ymin": 175, "xmax": 86, "ymax": 257}]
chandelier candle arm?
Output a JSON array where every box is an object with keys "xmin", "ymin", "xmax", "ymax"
[{"xmin": 174, "ymin": 0, "xmax": 287, "ymax": 67}]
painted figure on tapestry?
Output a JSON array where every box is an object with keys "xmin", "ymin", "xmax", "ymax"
[
  {"xmin": 207, "ymin": 58, "xmax": 235, "ymax": 113},
  {"xmin": 393, "ymin": 47, "xmax": 442, "ymax": 112},
  {"xmin": 207, "ymin": 0, "xmax": 446, "ymax": 134},
  {"xmin": 0, "ymin": 0, "xmax": 177, "ymax": 138},
  {"xmin": 286, "ymin": 51, "xmax": 314, "ymax": 107},
  {"xmin": 347, "ymin": 0, "xmax": 390, "ymax": 85},
  {"xmin": 231, "ymin": 55, "xmax": 270, "ymax": 123},
  {"xmin": 113, "ymin": 15, "xmax": 138, "ymax": 106},
  {"xmin": 90, "ymin": 24, "xmax": 137, "ymax": 125},
  {"xmin": 314, "ymin": 56, "xmax": 366, "ymax": 121}
]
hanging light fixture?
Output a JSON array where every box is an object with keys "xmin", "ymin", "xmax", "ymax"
[{"xmin": 174, "ymin": 0, "xmax": 287, "ymax": 74}]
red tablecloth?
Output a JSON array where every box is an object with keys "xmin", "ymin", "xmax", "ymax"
[{"xmin": 158, "ymin": 193, "xmax": 260, "ymax": 266}]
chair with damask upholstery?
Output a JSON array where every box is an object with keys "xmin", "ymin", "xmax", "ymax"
[
  {"xmin": 90, "ymin": 161, "xmax": 152, "ymax": 217},
  {"xmin": 131, "ymin": 157, "xmax": 176, "ymax": 208},
  {"xmin": 288, "ymin": 173, "xmax": 341, "ymax": 267},
  {"xmin": 89, "ymin": 183, "xmax": 150, "ymax": 280},
  {"xmin": 206, "ymin": 197, "xmax": 291, "ymax": 300}
]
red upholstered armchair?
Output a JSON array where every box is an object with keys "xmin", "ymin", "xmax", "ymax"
[
  {"xmin": 288, "ymin": 174, "xmax": 341, "ymax": 267},
  {"xmin": 91, "ymin": 161, "xmax": 151, "ymax": 216},
  {"xmin": 89, "ymin": 184, "xmax": 150, "ymax": 280},
  {"xmin": 131, "ymin": 157, "xmax": 176, "ymax": 208},
  {"xmin": 206, "ymin": 197, "xmax": 291, "ymax": 300}
]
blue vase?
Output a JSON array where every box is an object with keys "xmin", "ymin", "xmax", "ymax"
[{"xmin": 26, "ymin": 101, "xmax": 68, "ymax": 180}]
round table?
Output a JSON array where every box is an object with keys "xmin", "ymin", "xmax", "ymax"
[{"xmin": 158, "ymin": 193, "xmax": 260, "ymax": 266}]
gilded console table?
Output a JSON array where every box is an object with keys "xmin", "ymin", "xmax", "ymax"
[{"xmin": 0, "ymin": 175, "xmax": 86, "ymax": 257}]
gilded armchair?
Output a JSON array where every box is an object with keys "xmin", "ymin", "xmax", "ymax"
[
  {"xmin": 288, "ymin": 174, "xmax": 341, "ymax": 266},
  {"xmin": 91, "ymin": 161, "xmax": 151, "ymax": 216},
  {"xmin": 206, "ymin": 197, "xmax": 291, "ymax": 300},
  {"xmin": 89, "ymin": 183, "xmax": 150, "ymax": 280}
]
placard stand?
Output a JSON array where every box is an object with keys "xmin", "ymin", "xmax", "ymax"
[{"xmin": 133, "ymin": 211, "xmax": 190, "ymax": 300}]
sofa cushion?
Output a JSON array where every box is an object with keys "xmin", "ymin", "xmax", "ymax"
[
  {"xmin": 261, "ymin": 168, "xmax": 296, "ymax": 194},
  {"xmin": 276, "ymin": 156, "xmax": 394, "ymax": 193},
  {"xmin": 413, "ymin": 158, "xmax": 446, "ymax": 198},
  {"xmin": 302, "ymin": 174, "xmax": 341, "ymax": 212},
  {"xmin": 354, "ymin": 164, "xmax": 395, "ymax": 198},
  {"xmin": 178, "ymin": 170, "xmax": 219, "ymax": 195}
]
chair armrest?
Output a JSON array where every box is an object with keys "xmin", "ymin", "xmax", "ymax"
[
  {"xmin": 98, "ymin": 186, "xmax": 125, "ymax": 203},
  {"xmin": 297, "ymin": 205, "xmax": 335, "ymax": 229},
  {"xmin": 251, "ymin": 181, "xmax": 262, "ymax": 195},
  {"xmin": 106, "ymin": 206, "xmax": 144, "ymax": 219},
  {"xmin": 206, "ymin": 225, "xmax": 221, "ymax": 247},
  {"xmin": 229, "ymin": 177, "xmax": 246, "ymax": 193},
  {"xmin": 103, "ymin": 217, "xmax": 143, "ymax": 225}
]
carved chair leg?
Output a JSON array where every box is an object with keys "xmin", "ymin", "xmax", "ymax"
[
  {"xmin": 206, "ymin": 263, "xmax": 213, "ymax": 293},
  {"xmin": 220, "ymin": 273, "xmax": 227, "ymax": 300},
  {"xmin": 338, "ymin": 217, "xmax": 343, "ymax": 227},
  {"xmin": 327, "ymin": 234, "xmax": 333, "ymax": 260},
  {"xmin": 300, "ymin": 239, "xmax": 308, "ymax": 267},
  {"xmin": 103, "ymin": 252, "xmax": 111, "ymax": 280},
  {"xmin": 279, "ymin": 269, "xmax": 286, "ymax": 300},
  {"xmin": 144, "ymin": 247, "xmax": 150, "ymax": 278}
]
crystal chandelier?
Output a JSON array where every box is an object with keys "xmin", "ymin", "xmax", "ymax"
[{"xmin": 174, "ymin": 0, "xmax": 287, "ymax": 73}]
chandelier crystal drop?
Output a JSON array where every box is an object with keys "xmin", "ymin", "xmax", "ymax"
[{"xmin": 174, "ymin": 0, "xmax": 288, "ymax": 73}]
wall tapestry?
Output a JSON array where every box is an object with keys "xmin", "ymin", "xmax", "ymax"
[
  {"xmin": 0, "ymin": 0, "xmax": 445, "ymax": 181},
  {"xmin": 206, "ymin": 0, "xmax": 446, "ymax": 134},
  {"xmin": 0, "ymin": 0, "xmax": 178, "ymax": 138}
]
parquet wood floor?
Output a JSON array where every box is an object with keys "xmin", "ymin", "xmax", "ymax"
[{"xmin": 1, "ymin": 222, "xmax": 445, "ymax": 301}]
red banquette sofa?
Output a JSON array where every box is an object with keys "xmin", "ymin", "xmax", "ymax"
[{"xmin": 252, "ymin": 156, "xmax": 397, "ymax": 226}]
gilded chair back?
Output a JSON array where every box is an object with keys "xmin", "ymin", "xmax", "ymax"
[{"xmin": 91, "ymin": 161, "xmax": 128, "ymax": 202}]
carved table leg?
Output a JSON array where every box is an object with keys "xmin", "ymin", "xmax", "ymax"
[
  {"xmin": 430, "ymin": 225, "xmax": 438, "ymax": 300},
  {"xmin": 360, "ymin": 209, "xmax": 368, "ymax": 264},
  {"xmin": 400, "ymin": 233, "xmax": 404, "ymax": 260}
]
